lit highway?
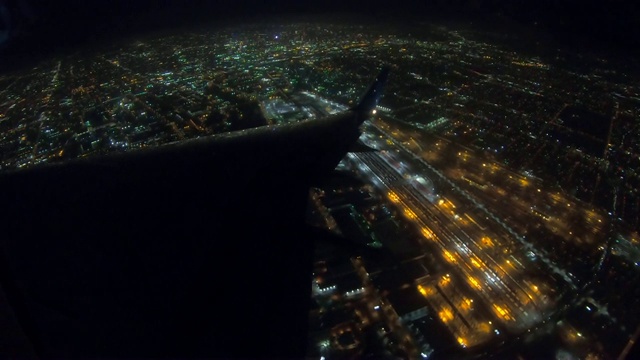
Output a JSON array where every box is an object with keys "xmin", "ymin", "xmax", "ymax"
[{"xmin": 345, "ymin": 120, "xmax": 557, "ymax": 348}]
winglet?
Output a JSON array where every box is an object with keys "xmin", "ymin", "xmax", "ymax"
[{"xmin": 351, "ymin": 65, "xmax": 390, "ymax": 115}]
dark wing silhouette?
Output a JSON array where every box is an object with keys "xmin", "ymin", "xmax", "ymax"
[{"xmin": 0, "ymin": 66, "xmax": 389, "ymax": 358}]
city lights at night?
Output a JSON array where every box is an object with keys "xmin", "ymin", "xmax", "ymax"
[{"xmin": 0, "ymin": 1, "xmax": 639, "ymax": 359}]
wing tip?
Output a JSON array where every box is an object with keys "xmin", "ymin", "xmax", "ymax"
[{"xmin": 352, "ymin": 65, "xmax": 391, "ymax": 113}]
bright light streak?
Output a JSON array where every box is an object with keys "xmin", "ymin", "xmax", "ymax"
[
  {"xmin": 420, "ymin": 227, "xmax": 434, "ymax": 239},
  {"xmin": 443, "ymin": 250, "xmax": 456, "ymax": 263},
  {"xmin": 439, "ymin": 275, "xmax": 451, "ymax": 286},
  {"xmin": 468, "ymin": 276, "xmax": 481, "ymax": 289},
  {"xmin": 387, "ymin": 191, "xmax": 400, "ymax": 203},
  {"xmin": 404, "ymin": 207, "xmax": 417, "ymax": 219},
  {"xmin": 439, "ymin": 308, "xmax": 454, "ymax": 323},
  {"xmin": 460, "ymin": 297, "xmax": 473, "ymax": 311},
  {"xmin": 493, "ymin": 304, "xmax": 512, "ymax": 321}
]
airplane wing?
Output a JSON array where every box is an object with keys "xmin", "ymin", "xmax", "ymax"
[{"xmin": 0, "ymin": 66, "xmax": 389, "ymax": 358}]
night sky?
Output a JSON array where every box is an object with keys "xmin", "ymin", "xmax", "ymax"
[{"xmin": 0, "ymin": 0, "xmax": 639, "ymax": 70}]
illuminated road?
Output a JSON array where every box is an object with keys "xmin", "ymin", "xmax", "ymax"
[{"xmin": 345, "ymin": 120, "xmax": 557, "ymax": 348}]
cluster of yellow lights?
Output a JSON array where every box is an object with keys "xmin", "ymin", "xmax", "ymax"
[
  {"xmin": 387, "ymin": 191, "xmax": 400, "ymax": 203},
  {"xmin": 438, "ymin": 308, "xmax": 454, "ymax": 323},
  {"xmin": 438, "ymin": 198, "xmax": 456, "ymax": 209},
  {"xmin": 443, "ymin": 250, "xmax": 456, "ymax": 263},
  {"xmin": 420, "ymin": 227, "xmax": 434, "ymax": 239},
  {"xmin": 493, "ymin": 304, "xmax": 512, "ymax": 321},
  {"xmin": 470, "ymin": 257, "xmax": 482, "ymax": 268},
  {"xmin": 417, "ymin": 284, "xmax": 436, "ymax": 297},
  {"xmin": 404, "ymin": 208, "xmax": 417, "ymax": 219},
  {"xmin": 468, "ymin": 276, "xmax": 481, "ymax": 289},
  {"xmin": 460, "ymin": 297, "xmax": 473, "ymax": 311},
  {"xmin": 481, "ymin": 236, "xmax": 494, "ymax": 247}
]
